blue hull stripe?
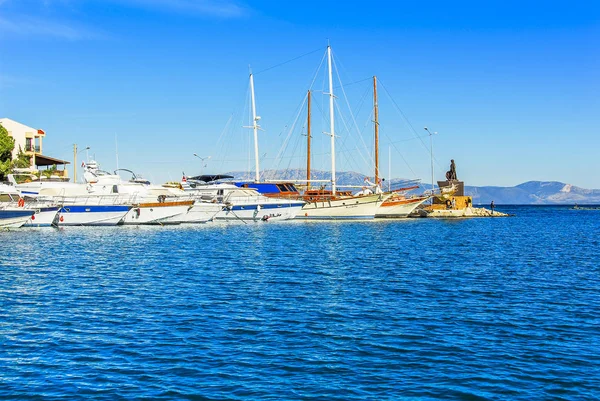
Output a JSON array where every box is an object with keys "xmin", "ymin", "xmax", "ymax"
[
  {"xmin": 228, "ymin": 203, "xmax": 303, "ymax": 211},
  {"xmin": 60, "ymin": 205, "xmax": 130, "ymax": 213},
  {"xmin": 296, "ymin": 216, "xmax": 375, "ymax": 220},
  {"xmin": 0, "ymin": 210, "xmax": 34, "ymax": 219},
  {"xmin": 39, "ymin": 207, "xmax": 60, "ymax": 213}
]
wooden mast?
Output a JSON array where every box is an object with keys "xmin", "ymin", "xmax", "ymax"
[
  {"xmin": 374, "ymin": 75, "xmax": 380, "ymax": 185},
  {"xmin": 306, "ymin": 90, "xmax": 311, "ymax": 189}
]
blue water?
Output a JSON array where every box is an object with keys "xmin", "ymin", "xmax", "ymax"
[{"xmin": 1, "ymin": 206, "xmax": 599, "ymax": 400}]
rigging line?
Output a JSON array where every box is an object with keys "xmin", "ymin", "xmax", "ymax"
[
  {"xmin": 382, "ymin": 132, "xmax": 433, "ymax": 145},
  {"xmin": 378, "ymin": 78, "xmax": 427, "ymax": 149},
  {"xmin": 282, "ymin": 97, "xmax": 308, "ymax": 174},
  {"xmin": 307, "ymin": 49, "xmax": 328, "ymax": 91},
  {"xmin": 254, "ymin": 47, "xmax": 324, "ymax": 75},
  {"xmin": 332, "ymin": 56, "xmax": 375, "ymax": 170},
  {"xmin": 378, "ymin": 78, "xmax": 442, "ymax": 168},
  {"xmin": 214, "ymin": 113, "xmax": 235, "ymax": 154},
  {"xmin": 385, "ymin": 135, "xmax": 418, "ymax": 177},
  {"xmin": 270, "ymin": 92, "xmax": 309, "ymax": 174},
  {"xmin": 333, "ymin": 76, "xmax": 373, "ymax": 90},
  {"xmin": 269, "ymin": 93, "xmax": 305, "ymax": 170},
  {"xmin": 334, "ymin": 101, "xmax": 370, "ymax": 173},
  {"xmin": 351, "ymin": 85, "xmax": 374, "ymax": 148},
  {"xmin": 270, "ymin": 93, "xmax": 308, "ymax": 177},
  {"xmin": 283, "ymin": 125, "xmax": 304, "ymax": 176},
  {"xmin": 378, "ymin": 124, "xmax": 420, "ymax": 178}
]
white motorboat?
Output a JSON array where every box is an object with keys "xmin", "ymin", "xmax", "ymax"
[
  {"xmin": 82, "ymin": 163, "xmax": 197, "ymax": 225},
  {"xmin": 53, "ymin": 194, "xmax": 133, "ymax": 226},
  {"xmin": 160, "ymin": 199, "xmax": 224, "ymax": 224},
  {"xmin": 182, "ymin": 178, "xmax": 304, "ymax": 222},
  {"xmin": 0, "ymin": 184, "xmax": 59, "ymax": 227}
]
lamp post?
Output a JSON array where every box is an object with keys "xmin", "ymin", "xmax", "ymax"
[
  {"xmin": 73, "ymin": 145, "xmax": 90, "ymax": 183},
  {"xmin": 424, "ymin": 127, "xmax": 437, "ymax": 202},
  {"xmin": 193, "ymin": 153, "xmax": 211, "ymax": 176}
]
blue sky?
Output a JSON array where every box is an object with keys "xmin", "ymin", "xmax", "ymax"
[{"xmin": 1, "ymin": 0, "xmax": 598, "ymax": 188}]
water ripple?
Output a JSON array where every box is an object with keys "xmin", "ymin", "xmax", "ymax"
[{"xmin": 1, "ymin": 206, "xmax": 599, "ymax": 400}]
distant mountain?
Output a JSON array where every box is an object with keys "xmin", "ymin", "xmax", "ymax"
[
  {"xmin": 225, "ymin": 169, "xmax": 600, "ymax": 205},
  {"xmin": 226, "ymin": 169, "xmax": 419, "ymax": 189},
  {"xmin": 466, "ymin": 181, "xmax": 600, "ymax": 205}
]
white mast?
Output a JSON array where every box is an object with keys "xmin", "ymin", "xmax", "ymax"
[
  {"xmin": 115, "ymin": 133, "xmax": 119, "ymax": 171},
  {"xmin": 327, "ymin": 45, "xmax": 336, "ymax": 195},
  {"xmin": 388, "ymin": 146, "xmax": 391, "ymax": 192},
  {"xmin": 249, "ymin": 73, "xmax": 261, "ymax": 182},
  {"xmin": 425, "ymin": 127, "xmax": 436, "ymax": 200}
]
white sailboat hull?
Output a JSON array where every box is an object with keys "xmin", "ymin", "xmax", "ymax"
[
  {"xmin": 376, "ymin": 196, "xmax": 429, "ymax": 218},
  {"xmin": 297, "ymin": 193, "xmax": 388, "ymax": 220}
]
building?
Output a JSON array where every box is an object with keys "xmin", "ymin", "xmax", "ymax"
[{"xmin": 0, "ymin": 118, "xmax": 70, "ymax": 178}]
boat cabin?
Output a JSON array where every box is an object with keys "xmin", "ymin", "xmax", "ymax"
[
  {"xmin": 234, "ymin": 182, "xmax": 300, "ymax": 198},
  {"xmin": 302, "ymin": 188, "xmax": 353, "ymax": 201}
]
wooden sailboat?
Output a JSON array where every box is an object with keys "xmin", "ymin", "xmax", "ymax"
[
  {"xmin": 371, "ymin": 75, "xmax": 430, "ymax": 218},
  {"xmin": 233, "ymin": 73, "xmax": 304, "ymax": 200},
  {"xmin": 297, "ymin": 46, "xmax": 390, "ymax": 219}
]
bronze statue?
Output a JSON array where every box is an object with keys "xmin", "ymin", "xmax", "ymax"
[{"xmin": 445, "ymin": 159, "xmax": 457, "ymax": 181}]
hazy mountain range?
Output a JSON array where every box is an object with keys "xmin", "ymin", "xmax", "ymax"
[{"xmin": 227, "ymin": 169, "xmax": 600, "ymax": 205}]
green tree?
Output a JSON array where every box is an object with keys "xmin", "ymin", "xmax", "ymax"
[
  {"xmin": 0, "ymin": 123, "xmax": 14, "ymax": 161},
  {"xmin": 0, "ymin": 123, "xmax": 16, "ymax": 180},
  {"xmin": 41, "ymin": 165, "xmax": 58, "ymax": 178},
  {"xmin": 12, "ymin": 146, "xmax": 31, "ymax": 169}
]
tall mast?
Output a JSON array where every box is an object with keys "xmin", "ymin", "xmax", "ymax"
[
  {"xmin": 327, "ymin": 45, "xmax": 336, "ymax": 196},
  {"xmin": 388, "ymin": 146, "xmax": 391, "ymax": 192},
  {"xmin": 249, "ymin": 73, "xmax": 260, "ymax": 182},
  {"xmin": 373, "ymin": 75, "xmax": 380, "ymax": 185},
  {"xmin": 306, "ymin": 90, "xmax": 311, "ymax": 189}
]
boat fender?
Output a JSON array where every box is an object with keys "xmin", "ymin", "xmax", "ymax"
[
  {"xmin": 59, "ymin": 216, "xmax": 64, "ymax": 222},
  {"xmin": 135, "ymin": 208, "xmax": 140, "ymax": 217},
  {"xmin": 86, "ymin": 184, "xmax": 92, "ymax": 192},
  {"xmin": 17, "ymin": 198, "xmax": 25, "ymax": 207},
  {"xmin": 446, "ymin": 199, "xmax": 452, "ymax": 208},
  {"xmin": 261, "ymin": 215, "xmax": 269, "ymax": 221}
]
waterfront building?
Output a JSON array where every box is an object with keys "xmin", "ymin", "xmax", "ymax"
[{"xmin": 0, "ymin": 118, "xmax": 70, "ymax": 178}]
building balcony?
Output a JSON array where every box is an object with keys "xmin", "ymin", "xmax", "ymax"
[{"xmin": 25, "ymin": 146, "xmax": 41, "ymax": 153}]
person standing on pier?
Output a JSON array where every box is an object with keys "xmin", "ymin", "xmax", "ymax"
[{"xmin": 490, "ymin": 200, "xmax": 495, "ymax": 215}]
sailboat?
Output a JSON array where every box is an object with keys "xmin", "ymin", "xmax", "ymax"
[
  {"xmin": 368, "ymin": 76, "xmax": 430, "ymax": 218},
  {"xmin": 233, "ymin": 73, "xmax": 304, "ymax": 199},
  {"xmin": 181, "ymin": 75, "xmax": 305, "ymax": 222},
  {"xmin": 296, "ymin": 46, "xmax": 390, "ymax": 219}
]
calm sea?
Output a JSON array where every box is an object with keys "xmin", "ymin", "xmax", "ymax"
[{"xmin": 1, "ymin": 205, "xmax": 599, "ymax": 400}]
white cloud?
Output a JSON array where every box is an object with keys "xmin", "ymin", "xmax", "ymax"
[
  {"xmin": 112, "ymin": 0, "xmax": 249, "ymax": 18},
  {"xmin": 0, "ymin": 0, "xmax": 249, "ymax": 18},
  {"xmin": 0, "ymin": 15, "xmax": 103, "ymax": 40},
  {"xmin": 0, "ymin": 0, "xmax": 248, "ymax": 40}
]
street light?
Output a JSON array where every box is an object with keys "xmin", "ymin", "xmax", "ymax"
[
  {"xmin": 193, "ymin": 153, "xmax": 211, "ymax": 175},
  {"xmin": 424, "ymin": 127, "xmax": 437, "ymax": 201},
  {"xmin": 73, "ymin": 145, "xmax": 90, "ymax": 183}
]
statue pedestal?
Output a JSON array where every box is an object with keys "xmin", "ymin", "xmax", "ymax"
[{"xmin": 437, "ymin": 180, "xmax": 464, "ymax": 196}]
